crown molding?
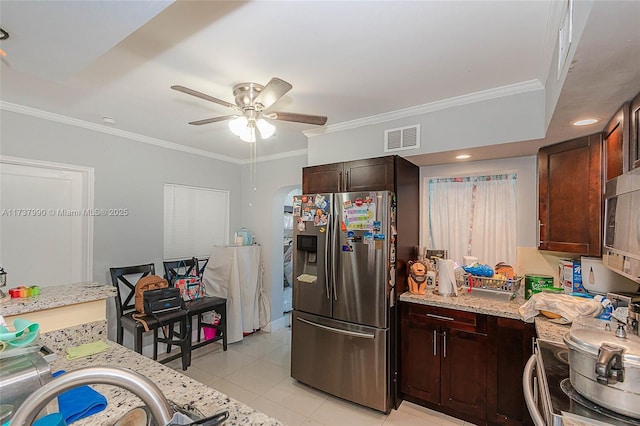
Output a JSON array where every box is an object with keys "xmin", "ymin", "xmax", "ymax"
[
  {"xmin": 304, "ymin": 79, "xmax": 544, "ymax": 138},
  {"xmin": 1, "ymin": 101, "xmax": 248, "ymax": 164}
]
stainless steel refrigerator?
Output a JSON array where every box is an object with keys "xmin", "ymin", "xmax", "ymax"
[{"xmin": 291, "ymin": 191, "xmax": 396, "ymax": 413}]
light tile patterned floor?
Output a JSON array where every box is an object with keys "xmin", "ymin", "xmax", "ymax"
[{"xmin": 167, "ymin": 328, "xmax": 475, "ymax": 425}]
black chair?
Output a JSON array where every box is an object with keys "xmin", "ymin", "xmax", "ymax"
[
  {"xmin": 110, "ymin": 263, "xmax": 191, "ymax": 370},
  {"xmin": 163, "ymin": 258, "xmax": 227, "ymax": 352}
]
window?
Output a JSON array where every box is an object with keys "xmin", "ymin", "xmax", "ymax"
[
  {"xmin": 163, "ymin": 184, "xmax": 229, "ymax": 260},
  {"xmin": 426, "ymin": 173, "xmax": 517, "ymax": 267}
]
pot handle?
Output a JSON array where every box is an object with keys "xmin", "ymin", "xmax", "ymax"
[{"xmin": 596, "ymin": 343, "xmax": 625, "ymax": 384}]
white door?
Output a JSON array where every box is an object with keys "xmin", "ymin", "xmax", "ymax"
[{"xmin": 0, "ymin": 156, "xmax": 93, "ymax": 286}]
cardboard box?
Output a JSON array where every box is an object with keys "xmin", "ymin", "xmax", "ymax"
[{"xmin": 559, "ymin": 259, "xmax": 573, "ymax": 294}]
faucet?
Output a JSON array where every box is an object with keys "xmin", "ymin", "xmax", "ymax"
[{"xmin": 11, "ymin": 367, "xmax": 173, "ymax": 426}]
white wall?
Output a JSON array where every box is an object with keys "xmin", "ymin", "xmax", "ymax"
[
  {"xmin": 239, "ymin": 155, "xmax": 307, "ymax": 330},
  {"xmin": 307, "ymin": 89, "xmax": 545, "ymax": 166},
  {"xmin": 1, "ymin": 110, "xmax": 244, "ymax": 341}
]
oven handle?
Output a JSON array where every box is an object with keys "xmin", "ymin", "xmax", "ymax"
[{"xmin": 523, "ymin": 354, "xmax": 546, "ymax": 426}]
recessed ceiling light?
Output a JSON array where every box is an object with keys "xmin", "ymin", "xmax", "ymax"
[
  {"xmin": 456, "ymin": 154, "xmax": 471, "ymax": 160},
  {"xmin": 572, "ymin": 118, "xmax": 598, "ymax": 126}
]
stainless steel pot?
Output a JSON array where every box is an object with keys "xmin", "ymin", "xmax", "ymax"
[{"xmin": 563, "ymin": 325, "xmax": 640, "ymax": 419}]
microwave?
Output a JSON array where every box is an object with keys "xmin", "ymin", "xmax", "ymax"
[{"xmin": 603, "ymin": 167, "xmax": 640, "ymax": 283}]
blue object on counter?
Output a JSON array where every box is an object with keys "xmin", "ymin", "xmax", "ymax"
[
  {"xmin": 571, "ymin": 292, "xmax": 594, "ymax": 298},
  {"xmin": 33, "ymin": 413, "xmax": 67, "ymax": 426},
  {"xmin": 52, "ymin": 371, "xmax": 107, "ymax": 424},
  {"xmin": 461, "ymin": 264, "xmax": 494, "ymax": 277}
]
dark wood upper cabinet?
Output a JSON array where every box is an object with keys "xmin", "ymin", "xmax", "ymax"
[
  {"xmin": 630, "ymin": 91, "xmax": 640, "ymax": 170},
  {"xmin": 301, "ymin": 162, "xmax": 344, "ymax": 194},
  {"xmin": 302, "ymin": 156, "xmax": 396, "ymax": 193},
  {"xmin": 538, "ymin": 134, "xmax": 603, "ymax": 256},
  {"xmin": 602, "ymin": 103, "xmax": 630, "ymax": 181},
  {"xmin": 302, "ymin": 155, "xmax": 419, "ymax": 270}
]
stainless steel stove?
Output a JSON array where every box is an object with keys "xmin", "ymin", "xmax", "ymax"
[{"xmin": 535, "ymin": 339, "xmax": 640, "ymax": 425}]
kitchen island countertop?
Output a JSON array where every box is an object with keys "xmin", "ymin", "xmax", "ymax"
[
  {"xmin": 39, "ymin": 321, "xmax": 282, "ymax": 426},
  {"xmin": 0, "ymin": 282, "xmax": 116, "ymax": 317}
]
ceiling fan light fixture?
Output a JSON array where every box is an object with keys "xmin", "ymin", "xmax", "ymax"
[
  {"xmin": 240, "ymin": 123, "xmax": 256, "ymax": 143},
  {"xmin": 228, "ymin": 116, "xmax": 248, "ymax": 136},
  {"xmin": 256, "ymin": 118, "xmax": 275, "ymax": 139}
]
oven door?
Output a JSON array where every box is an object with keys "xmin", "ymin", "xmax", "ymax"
[{"xmin": 523, "ymin": 354, "xmax": 548, "ymax": 426}]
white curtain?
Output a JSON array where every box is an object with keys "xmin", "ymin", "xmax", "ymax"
[
  {"xmin": 428, "ymin": 174, "xmax": 517, "ymax": 267},
  {"xmin": 428, "ymin": 178, "xmax": 474, "ymax": 265}
]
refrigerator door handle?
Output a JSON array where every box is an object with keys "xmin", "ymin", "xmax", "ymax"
[
  {"xmin": 332, "ymin": 204, "xmax": 338, "ymax": 301},
  {"xmin": 297, "ymin": 317, "xmax": 375, "ymax": 339},
  {"xmin": 324, "ymin": 211, "xmax": 331, "ymax": 299}
]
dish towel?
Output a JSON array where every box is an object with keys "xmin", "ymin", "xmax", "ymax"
[
  {"xmin": 519, "ymin": 292, "xmax": 602, "ymax": 324},
  {"xmin": 52, "ymin": 370, "xmax": 108, "ymax": 424},
  {"xmin": 66, "ymin": 340, "xmax": 109, "ymax": 360}
]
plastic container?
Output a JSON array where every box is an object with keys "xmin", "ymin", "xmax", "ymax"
[
  {"xmin": 524, "ymin": 274, "xmax": 555, "ymax": 300},
  {"xmin": 203, "ymin": 326, "xmax": 217, "ymax": 340}
]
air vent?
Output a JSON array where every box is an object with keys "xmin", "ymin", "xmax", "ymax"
[{"xmin": 384, "ymin": 125, "xmax": 420, "ymax": 152}]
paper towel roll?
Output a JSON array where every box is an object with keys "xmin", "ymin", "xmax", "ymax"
[
  {"xmin": 437, "ymin": 259, "xmax": 458, "ymax": 296},
  {"xmin": 463, "ymin": 256, "xmax": 478, "ymax": 266}
]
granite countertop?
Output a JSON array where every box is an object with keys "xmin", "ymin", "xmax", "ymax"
[
  {"xmin": 534, "ymin": 316, "xmax": 570, "ymax": 345},
  {"xmin": 0, "ymin": 282, "xmax": 116, "ymax": 316},
  {"xmin": 400, "ymin": 289, "xmax": 525, "ymax": 319},
  {"xmin": 40, "ymin": 321, "xmax": 282, "ymax": 426},
  {"xmin": 399, "ymin": 290, "xmax": 571, "ymax": 345}
]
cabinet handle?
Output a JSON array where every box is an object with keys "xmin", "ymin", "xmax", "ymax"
[
  {"xmin": 538, "ymin": 220, "xmax": 543, "ymax": 247},
  {"xmin": 346, "ymin": 170, "xmax": 350, "ymax": 190},
  {"xmin": 338, "ymin": 172, "xmax": 342, "ymax": 191},
  {"xmin": 426, "ymin": 313, "xmax": 454, "ymax": 321},
  {"xmin": 442, "ymin": 331, "xmax": 447, "ymax": 358},
  {"xmin": 433, "ymin": 329, "xmax": 437, "ymax": 356}
]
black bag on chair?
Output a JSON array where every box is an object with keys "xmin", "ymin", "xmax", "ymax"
[{"xmin": 143, "ymin": 287, "xmax": 182, "ymax": 314}]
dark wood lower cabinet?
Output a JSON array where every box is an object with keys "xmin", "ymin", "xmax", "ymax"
[
  {"xmin": 400, "ymin": 302, "xmax": 535, "ymax": 426},
  {"xmin": 400, "ymin": 303, "xmax": 488, "ymax": 423},
  {"xmin": 486, "ymin": 316, "xmax": 536, "ymax": 426}
]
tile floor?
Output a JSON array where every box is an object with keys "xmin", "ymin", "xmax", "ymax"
[{"xmin": 167, "ymin": 327, "xmax": 475, "ymax": 426}]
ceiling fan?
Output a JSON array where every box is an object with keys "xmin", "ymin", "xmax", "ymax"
[{"xmin": 171, "ymin": 77, "xmax": 328, "ymax": 143}]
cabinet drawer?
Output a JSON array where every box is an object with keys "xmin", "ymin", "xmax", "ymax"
[{"xmin": 403, "ymin": 303, "xmax": 486, "ymax": 334}]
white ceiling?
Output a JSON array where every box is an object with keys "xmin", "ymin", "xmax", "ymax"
[{"xmin": 1, "ymin": 1, "xmax": 639, "ymax": 165}]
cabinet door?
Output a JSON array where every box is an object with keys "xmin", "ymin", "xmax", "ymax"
[
  {"xmin": 440, "ymin": 325, "xmax": 487, "ymax": 420},
  {"xmin": 603, "ymin": 103, "xmax": 630, "ymax": 181},
  {"xmin": 400, "ymin": 316, "xmax": 441, "ymax": 405},
  {"xmin": 486, "ymin": 317, "xmax": 536, "ymax": 426},
  {"xmin": 343, "ymin": 157, "xmax": 395, "ymax": 192},
  {"xmin": 631, "ymin": 92, "xmax": 640, "ymax": 170},
  {"xmin": 302, "ymin": 163, "xmax": 344, "ymax": 194},
  {"xmin": 538, "ymin": 134, "xmax": 602, "ymax": 256}
]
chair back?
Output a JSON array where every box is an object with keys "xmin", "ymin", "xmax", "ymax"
[
  {"xmin": 163, "ymin": 258, "xmax": 198, "ymax": 287},
  {"xmin": 110, "ymin": 263, "xmax": 156, "ymax": 316}
]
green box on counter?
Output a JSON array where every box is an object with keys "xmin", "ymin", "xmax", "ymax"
[{"xmin": 525, "ymin": 274, "xmax": 556, "ymax": 299}]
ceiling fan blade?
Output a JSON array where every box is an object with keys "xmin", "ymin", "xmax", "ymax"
[
  {"xmin": 188, "ymin": 115, "xmax": 236, "ymax": 126},
  {"xmin": 254, "ymin": 78, "xmax": 292, "ymax": 110},
  {"xmin": 171, "ymin": 85, "xmax": 239, "ymax": 111},
  {"xmin": 270, "ymin": 112, "xmax": 328, "ymax": 126}
]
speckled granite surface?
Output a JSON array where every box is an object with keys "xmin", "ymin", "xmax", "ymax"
[
  {"xmin": 400, "ymin": 289, "xmax": 526, "ymax": 319},
  {"xmin": 400, "ymin": 290, "xmax": 572, "ymax": 345},
  {"xmin": 534, "ymin": 316, "xmax": 570, "ymax": 345},
  {"xmin": 0, "ymin": 282, "xmax": 116, "ymax": 316},
  {"xmin": 40, "ymin": 321, "xmax": 282, "ymax": 426}
]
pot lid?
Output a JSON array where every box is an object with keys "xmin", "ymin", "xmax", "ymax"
[{"xmin": 564, "ymin": 327, "xmax": 640, "ymax": 365}]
